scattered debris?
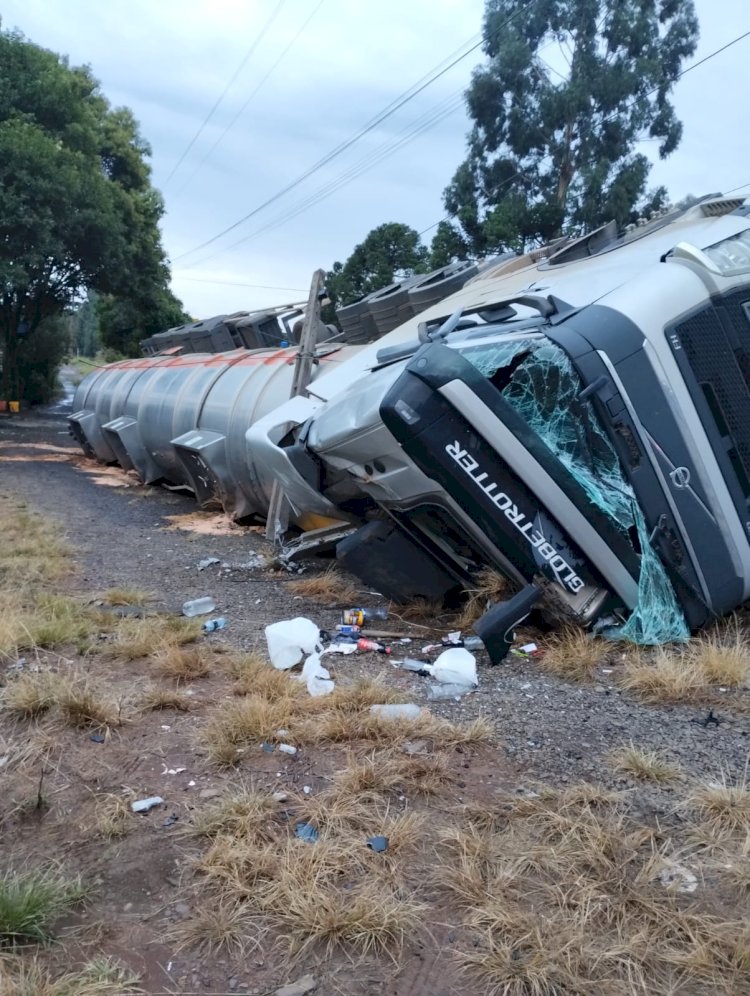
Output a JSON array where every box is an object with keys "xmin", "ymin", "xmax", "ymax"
[
  {"xmin": 274, "ymin": 973, "xmax": 318, "ymax": 996},
  {"xmin": 273, "ymin": 792, "xmax": 289, "ymax": 802},
  {"xmin": 303, "ymin": 785, "xmax": 312, "ymax": 795},
  {"xmin": 402, "ymin": 739, "xmax": 428, "ymax": 755},
  {"xmin": 692, "ymin": 710, "xmax": 722, "ymax": 728},
  {"xmin": 294, "ymin": 822, "xmax": 319, "ymax": 843},
  {"xmin": 89, "ymin": 733, "xmax": 105, "ymax": 744},
  {"xmin": 656, "ymin": 862, "xmax": 698, "ymax": 893},
  {"xmin": 202, "ymin": 616, "xmax": 226, "ymax": 633},
  {"xmin": 278, "ymin": 743, "xmax": 298, "ymax": 755},
  {"xmin": 182, "ymin": 596, "xmax": 216, "ymax": 617},
  {"xmin": 0, "ymin": 755, "xmax": 9, "ymax": 768},
  {"xmin": 369, "ymin": 703, "xmax": 422, "ymax": 720},
  {"xmin": 342, "ymin": 606, "xmax": 389, "ymax": 625},
  {"xmin": 426, "ymin": 647, "xmax": 478, "ymax": 688},
  {"xmin": 162, "ymin": 766, "xmax": 186, "ymax": 775},
  {"xmin": 301, "ymin": 652, "xmax": 335, "ymax": 696},
  {"xmin": 261, "ymin": 742, "xmax": 275, "ymax": 753},
  {"xmin": 323, "ymin": 642, "xmax": 358, "ymax": 655},
  {"xmin": 266, "ymin": 617, "xmax": 322, "ymax": 670},
  {"xmin": 162, "ymin": 813, "xmax": 179, "ymax": 828},
  {"xmin": 427, "ymin": 683, "xmax": 476, "ymax": 700},
  {"xmin": 357, "ymin": 638, "xmax": 391, "ymax": 655},
  {"xmin": 131, "ymin": 796, "xmax": 164, "ymax": 813},
  {"xmin": 396, "ymin": 658, "xmax": 431, "ymax": 674},
  {"xmin": 197, "ymin": 557, "xmax": 220, "ymax": 571},
  {"xmin": 366, "ymin": 835, "xmax": 389, "ymax": 853}
]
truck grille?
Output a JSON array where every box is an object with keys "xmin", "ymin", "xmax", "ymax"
[{"xmin": 674, "ymin": 288, "xmax": 750, "ymax": 500}]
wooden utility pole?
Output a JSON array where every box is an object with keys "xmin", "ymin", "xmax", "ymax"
[{"xmin": 265, "ymin": 268, "xmax": 325, "ymax": 543}]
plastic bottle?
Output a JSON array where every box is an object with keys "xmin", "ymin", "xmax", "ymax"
[
  {"xmin": 182, "ymin": 596, "xmax": 216, "ymax": 617},
  {"xmin": 397, "ymin": 658, "xmax": 431, "ymax": 673},
  {"xmin": 202, "ymin": 617, "xmax": 226, "ymax": 633},
  {"xmin": 441, "ymin": 634, "xmax": 484, "ymax": 651},
  {"xmin": 336, "ymin": 623, "xmax": 362, "ymax": 636},
  {"xmin": 357, "ymin": 638, "xmax": 391, "ymax": 655},
  {"xmin": 369, "ymin": 703, "xmax": 421, "ymax": 720},
  {"xmin": 427, "ymin": 683, "xmax": 475, "ymax": 700},
  {"xmin": 342, "ymin": 607, "xmax": 389, "ymax": 626}
]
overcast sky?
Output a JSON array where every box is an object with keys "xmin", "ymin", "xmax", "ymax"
[{"xmin": 3, "ymin": 0, "xmax": 749, "ymax": 318}]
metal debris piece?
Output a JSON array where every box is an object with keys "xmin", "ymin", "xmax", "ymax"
[
  {"xmin": 197, "ymin": 557, "xmax": 220, "ymax": 571},
  {"xmin": 367, "ymin": 835, "xmax": 389, "ymax": 853}
]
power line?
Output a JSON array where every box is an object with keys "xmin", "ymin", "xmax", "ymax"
[
  {"xmin": 182, "ymin": 90, "xmax": 466, "ymax": 269},
  {"xmin": 177, "ymin": 0, "xmax": 327, "ymax": 194},
  {"xmin": 163, "ymin": 0, "xmax": 288, "ymax": 187},
  {"xmin": 172, "ymin": 0, "xmax": 543, "ymax": 262}
]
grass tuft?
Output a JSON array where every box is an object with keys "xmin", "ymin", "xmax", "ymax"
[
  {"xmin": 539, "ymin": 626, "xmax": 604, "ymax": 681},
  {"xmin": 154, "ymin": 644, "xmax": 213, "ymax": 681},
  {"xmin": 454, "ymin": 568, "xmax": 512, "ymax": 630},
  {"xmin": 608, "ymin": 744, "xmax": 682, "ymax": 782},
  {"xmin": 689, "ymin": 773, "xmax": 750, "ymax": 838},
  {"xmin": 0, "ymin": 867, "xmax": 86, "ymax": 944},
  {"xmin": 139, "ymin": 686, "xmax": 193, "ymax": 712},
  {"xmin": 94, "ymin": 795, "xmax": 132, "ymax": 839},
  {"xmin": 286, "ymin": 567, "xmax": 359, "ymax": 604},
  {"xmin": 106, "ymin": 616, "xmax": 201, "ymax": 660},
  {"xmin": 1, "ymin": 671, "xmax": 61, "ymax": 719},
  {"xmin": 189, "ymin": 789, "xmax": 281, "ymax": 841},
  {"xmin": 99, "ymin": 588, "xmax": 153, "ymax": 607},
  {"xmin": 0, "ymin": 953, "xmax": 142, "ymax": 995},
  {"xmin": 57, "ymin": 674, "xmax": 121, "ymax": 729},
  {"xmin": 170, "ymin": 898, "xmax": 264, "ymax": 956}
]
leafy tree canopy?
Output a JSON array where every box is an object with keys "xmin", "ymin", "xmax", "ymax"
[
  {"xmin": 444, "ymin": 0, "xmax": 699, "ymax": 254},
  {"xmin": 0, "ymin": 26, "xmax": 187, "ymax": 400},
  {"xmin": 326, "ymin": 222, "xmax": 429, "ymax": 308}
]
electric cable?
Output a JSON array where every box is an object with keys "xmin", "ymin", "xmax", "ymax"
[{"xmin": 163, "ymin": 0, "xmax": 287, "ymax": 186}]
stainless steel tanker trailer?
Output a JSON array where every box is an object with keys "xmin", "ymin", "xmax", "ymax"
[{"xmin": 71, "ymin": 193, "xmax": 750, "ymax": 657}]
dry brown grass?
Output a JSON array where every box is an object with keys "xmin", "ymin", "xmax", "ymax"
[
  {"xmin": 539, "ymin": 626, "xmax": 605, "ymax": 681},
  {"xmin": 139, "ymin": 686, "xmax": 193, "ymax": 712},
  {"xmin": 170, "ymin": 897, "xmax": 264, "ymax": 956},
  {"xmin": 226, "ymin": 652, "xmax": 303, "ymax": 699},
  {"xmin": 286, "ymin": 566, "xmax": 359, "ymax": 604},
  {"xmin": 260, "ymin": 866, "xmax": 427, "ymax": 960},
  {"xmin": 56, "ymin": 674, "xmax": 122, "ymax": 730},
  {"xmin": 105, "ymin": 615, "xmax": 201, "ymax": 660},
  {"xmin": 333, "ymin": 751, "xmax": 452, "ymax": 797},
  {"xmin": 0, "ymin": 501, "xmax": 71, "ymax": 587},
  {"xmin": 199, "ymin": 694, "xmax": 304, "ymax": 765},
  {"xmin": 296, "ymin": 708, "xmax": 492, "ymax": 750},
  {"xmin": 689, "ymin": 773, "xmax": 750, "ymax": 839},
  {"xmin": 1, "ymin": 671, "xmax": 62, "ymax": 719},
  {"xmin": 621, "ymin": 626, "xmax": 750, "ymax": 703},
  {"xmin": 608, "ymin": 744, "xmax": 682, "ymax": 782},
  {"xmin": 189, "ymin": 789, "xmax": 282, "ymax": 840},
  {"xmin": 0, "ymin": 954, "xmax": 142, "ymax": 995},
  {"xmin": 440, "ymin": 784, "xmax": 750, "ymax": 995},
  {"xmin": 94, "ymin": 795, "xmax": 132, "ymax": 839},
  {"xmin": 153, "ymin": 644, "xmax": 213, "ymax": 681},
  {"xmin": 454, "ymin": 568, "xmax": 512, "ymax": 630},
  {"xmin": 687, "ymin": 627, "xmax": 750, "ymax": 687},
  {"xmin": 99, "ymin": 588, "xmax": 153, "ymax": 607}
]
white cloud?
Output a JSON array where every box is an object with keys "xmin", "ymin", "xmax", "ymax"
[{"xmin": 2, "ymin": 0, "xmax": 747, "ymax": 318}]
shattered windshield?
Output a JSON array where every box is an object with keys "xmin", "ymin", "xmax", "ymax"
[{"xmin": 460, "ymin": 335, "xmax": 689, "ymax": 645}]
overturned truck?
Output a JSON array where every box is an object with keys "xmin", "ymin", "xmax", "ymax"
[{"xmin": 71, "ymin": 195, "xmax": 750, "ymax": 657}]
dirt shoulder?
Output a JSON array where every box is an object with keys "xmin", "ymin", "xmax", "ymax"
[{"xmin": 1, "ymin": 411, "xmax": 749, "ymax": 995}]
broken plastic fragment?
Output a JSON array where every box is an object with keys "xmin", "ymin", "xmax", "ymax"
[
  {"xmin": 295, "ymin": 822, "xmax": 320, "ymax": 843},
  {"xmin": 131, "ymin": 796, "xmax": 164, "ymax": 813},
  {"xmin": 301, "ymin": 652, "xmax": 335, "ymax": 696},
  {"xmin": 366, "ymin": 835, "xmax": 389, "ymax": 852}
]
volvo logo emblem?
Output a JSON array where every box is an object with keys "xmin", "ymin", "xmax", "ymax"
[{"xmin": 670, "ymin": 467, "xmax": 691, "ymax": 489}]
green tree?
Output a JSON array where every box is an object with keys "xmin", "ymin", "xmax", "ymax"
[
  {"xmin": 72, "ymin": 293, "xmax": 100, "ymax": 358},
  {"xmin": 97, "ymin": 285, "xmax": 188, "ymax": 357},
  {"xmin": 428, "ymin": 220, "xmax": 470, "ymax": 268},
  {"xmin": 444, "ymin": 0, "xmax": 699, "ymax": 255},
  {"xmin": 326, "ymin": 222, "xmax": 429, "ymax": 308},
  {"xmin": 0, "ymin": 28, "xmax": 185, "ymax": 401}
]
